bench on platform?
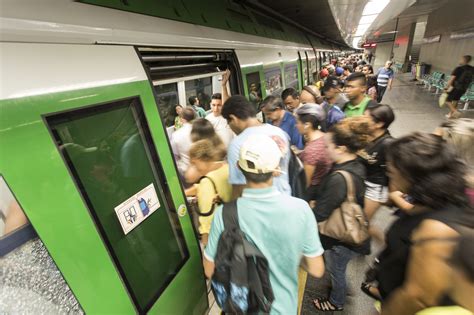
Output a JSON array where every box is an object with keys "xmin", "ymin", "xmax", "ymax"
[{"xmin": 460, "ymin": 82, "xmax": 474, "ymax": 111}]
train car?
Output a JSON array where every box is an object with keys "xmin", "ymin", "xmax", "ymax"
[{"xmin": 0, "ymin": 1, "xmax": 341, "ymax": 313}]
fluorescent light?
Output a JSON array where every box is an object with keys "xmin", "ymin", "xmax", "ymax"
[
  {"xmin": 359, "ymin": 14, "xmax": 378, "ymax": 25},
  {"xmin": 352, "ymin": 36, "xmax": 362, "ymax": 47},
  {"xmin": 362, "ymin": 0, "xmax": 390, "ymax": 16},
  {"xmin": 351, "ymin": 0, "xmax": 391, "ymax": 48}
]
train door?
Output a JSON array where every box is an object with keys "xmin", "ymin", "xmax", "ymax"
[{"xmin": 0, "ymin": 43, "xmax": 207, "ymax": 314}]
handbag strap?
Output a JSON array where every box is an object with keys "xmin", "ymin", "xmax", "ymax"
[
  {"xmin": 200, "ymin": 175, "xmax": 218, "ymax": 194},
  {"xmin": 194, "ymin": 175, "xmax": 220, "ymax": 217},
  {"xmin": 335, "ymin": 170, "xmax": 356, "ymax": 203}
]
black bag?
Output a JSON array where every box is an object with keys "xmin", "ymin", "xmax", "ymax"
[
  {"xmin": 211, "ymin": 201, "xmax": 274, "ymax": 314},
  {"xmin": 288, "ymin": 149, "xmax": 307, "ymax": 199},
  {"xmin": 454, "ymin": 66, "xmax": 473, "ymax": 91}
]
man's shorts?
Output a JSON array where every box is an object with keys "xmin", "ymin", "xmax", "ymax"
[
  {"xmin": 364, "ymin": 181, "xmax": 389, "ymax": 203},
  {"xmin": 447, "ymin": 88, "xmax": 466, "ymax": 102}
]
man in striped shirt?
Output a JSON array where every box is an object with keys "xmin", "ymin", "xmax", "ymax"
[{"xmin": 376, "ymin": 61, "xmax": 394, "ymax": 102}]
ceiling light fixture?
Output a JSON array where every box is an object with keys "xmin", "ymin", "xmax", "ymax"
[{"xmin": 352, "ymin": 0, "xmax": 391, "ymax": 48}]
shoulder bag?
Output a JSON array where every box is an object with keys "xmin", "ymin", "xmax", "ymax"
[{"xmin": 318, "ymin": 170, "xmax": 370, "ymax": 245}]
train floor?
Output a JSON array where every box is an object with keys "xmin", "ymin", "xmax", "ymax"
[
  {"xmin": 207, "ymin": 73, "xmax": 474, "ymax": 315},
  {"xmin": 301, "ymin": 72, "xmax": 474, "ymax": 315}
]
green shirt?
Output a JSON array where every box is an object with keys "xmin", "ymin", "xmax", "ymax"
[
  {"xmin": 344, "ymin": 96, "xmax": 371, "ymax": 117},
  {"xmin": 192, "ymin": 105, "xmax": 207, "ymax": 118}
]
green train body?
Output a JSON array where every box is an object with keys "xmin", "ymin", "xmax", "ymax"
[{"xmin": 0, "ymin": 1, "xmax": 344, "ymax": 313}]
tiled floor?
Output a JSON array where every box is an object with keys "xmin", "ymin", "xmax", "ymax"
[{"xmin": 301, "ymin": 73, "xmax": 473, "ymax": 315}]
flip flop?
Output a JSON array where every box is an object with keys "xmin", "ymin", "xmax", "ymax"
[{"xmin": 313, "ymin": 297, "xmax": 343, "ymax": 312}]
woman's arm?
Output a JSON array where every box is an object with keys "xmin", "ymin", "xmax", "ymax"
[
  {"xmin": 303, "ymin": 163, "xmax": 316, "ymax": 188},
  {"xmin": 381, "ymin": 219, "xmax": 459, "ymax": 315},
  {"xmin": 389, "ymin": 191, "xmax": 414, "ymax": 211},
  {"xmin": 313, "ymin": 173, "xmax": 346, "ymax": 222}
]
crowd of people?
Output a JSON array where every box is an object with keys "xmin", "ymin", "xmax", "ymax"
[{"xmin": 169, "ymin": 54, "xmax": 474, "ymax": 315}]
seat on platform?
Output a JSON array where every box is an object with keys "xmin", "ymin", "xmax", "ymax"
[{"xmin": 460, "ymin": 82, "xmax": 474, "ymax": 111}]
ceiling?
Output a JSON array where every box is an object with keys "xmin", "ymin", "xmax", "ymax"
[
  {"xmin": 252, "ymin": 0, "xmax": 349, "ymax": 47},
  {"xmin": 364, "ymin": 0, "xmax": 450, "ymax": 43},
  {"xmin": 255, "ymin": 0, "xmax": 452, "ymax": 48}
]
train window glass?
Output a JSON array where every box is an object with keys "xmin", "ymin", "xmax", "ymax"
[
  {"xmin": 284, "ymin": 64, "xmax": 299, "ymax": 89},
  {"xmin": 185, "ymin": 77, "xmax": 212, "ymax": 111},
  {"xmin": 302, "ymin": 60, "xmax": 309, "ymax": 87},
  {"xmin": 309, "ymin": 58, "xmax": 317, "ymax": 84},
  {"xmin": 0, "ymin": 175, "xmax": 83, "ymax": 313},
  {"xmin": 154, "ymin": 83, "xmax": 179, "ymax": 128},
  {"xmin": 264, "ymin": 67, "xmax": 283, "ymax": 97},
  {"xmin": 45, "ymin": 97, "xmax": 189, "ymax": 313},
  {"xmin": 246, "ymin": 71, "xmax": 262, "ymax": 108}
]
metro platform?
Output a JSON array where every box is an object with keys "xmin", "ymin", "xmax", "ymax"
[
  {"xmin": 204, "ymin": 72, "xmax": 474, "ymax": 315},
  {"xmin": 300, "ymin": 73, "xmax": 474, "ymax": 315}
]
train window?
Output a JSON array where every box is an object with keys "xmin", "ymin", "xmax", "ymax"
[
  {"xmin": 154, "ymin": 83, "xmax": 179, "ymax": 127},
  {"xmin": 246, "ymin": 71, "xmax": 262, "ymax": 108},
  {"xmin": 45, "ymin": 97, "xmax": 189, "ymax": 313},
  {"xmin": 264, "ymin": 67, "xmax": 283, "ymax": 97},
  {"xmin": 185, "ymin": 77, "xmax": 212, "ymax": 111},
  {"xmin": 284, "ymin": 63, "xmax": 299, "ymax": 89},
  {"xmin": 309, "ymin": 58, "xmax": 317, "ymax": 84},
  {"xmin": 0, "ymin": 175, "xmax": 83, "ymax": 313}
]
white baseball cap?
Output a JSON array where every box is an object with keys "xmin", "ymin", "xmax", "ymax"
[{"xmin": 238, "ymin": 134, "xmax": 283, "ymax": 174}]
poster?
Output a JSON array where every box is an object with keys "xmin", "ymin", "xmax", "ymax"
[
  {"xmin": 264, "ymin": 67, "xmax": 283, "ymax": 96},
  {"xmin": 114, "ymin": 183, "xmax": 160, "ymax": 235},
  {"xmin": 284, "ymin": 64, "xmax": 298, "ymax": 89}
]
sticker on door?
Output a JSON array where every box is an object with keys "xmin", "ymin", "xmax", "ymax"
[{"xmin": 114, "ymin": 183, "xmax": 160, "ymax": 235}]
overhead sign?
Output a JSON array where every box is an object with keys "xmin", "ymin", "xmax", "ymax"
[
  {"xmin": 114, "ymin": 183, "xmax": 160, "ymax": 235},
  {"xmin": 362, "ymin": 43, "xmax": 377, "ymax": 48},
  {"xmin": 423, "ymin": 35, "xmax": 441, "ymax": 44}
]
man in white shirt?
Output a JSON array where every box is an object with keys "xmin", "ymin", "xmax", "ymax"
[
  {"xmin": 206, "ymin": 93, "xmax": 234, "ymax": 147},
  {"xmin": 170, "ymin": 107, "xmax": 195, "ymax": 175}
]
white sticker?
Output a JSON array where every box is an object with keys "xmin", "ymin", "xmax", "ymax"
[
  {"xmin": 114, "ymin": 183, "xmax": 160, "ymax": 235},
  {"xmin": 177, "ymin": 204, "xmax": 187, "ymax": 217}
]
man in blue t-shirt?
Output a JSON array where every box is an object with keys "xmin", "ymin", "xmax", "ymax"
[
  {"xmin": 203, "ymin": 134, "xmax": 325, "ymax": 314},
  {"xmin": 376, "ymin": 61, "xmax": 394, "ymax": 102},
  {"xmin": 222, "ymin": 95, "xmax": 292, "ymax": 198},
  {"xmin": 260, "ymin": 95, "xmax": 304, "ymax": 150}
]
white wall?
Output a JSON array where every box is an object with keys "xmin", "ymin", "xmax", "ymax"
[
  {"xmin": 393, "ymin": 22, "xmax": 416, "ymax": 70},
  {"xmin": 419, "ymin": 0, "xmax": 474, "ymax": 74},
  {"xmin": 373, "ymin": 42, "xmax": 393, "ymax": 70}
]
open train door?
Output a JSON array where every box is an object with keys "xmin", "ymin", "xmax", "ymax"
[{"xmin": 0, "ymin": 43, "xmax": 208, "ymax": 314}]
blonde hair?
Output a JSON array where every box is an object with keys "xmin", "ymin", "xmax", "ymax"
[
  {"xmin": 439, "ymin": 119, "xmax": 474, "ymax": 167},
  {"xmin": 189, "ymin": 139, "xmax": 226, "ymax": 162},
  {"xmin": 439, "ymin": 119, "xmax": 474, "ymax": 188},
  {"xmin": 330, "ymin": 116, "xmax": 373, "ymax": 153}
]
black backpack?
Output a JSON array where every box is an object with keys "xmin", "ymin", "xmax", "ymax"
[
  {"xmin": 211, "ymin": 201, "xmax": 274, "ymax": 314},
  {"xmin": 288, "ymin": 149, "xmax": 307, "ymax": 199},
  {"xmin": 454, "ymin": 65, "xmax": 473, "ymax": 91}
]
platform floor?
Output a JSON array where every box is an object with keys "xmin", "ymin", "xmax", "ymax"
[{"xmin": 301, "ymin": 73, "xmax": 473, "ymax": 315}]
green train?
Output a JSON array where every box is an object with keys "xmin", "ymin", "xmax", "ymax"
[{"xmin": 0, "ymin": 1, "xmax": 345, "ymax": 313}]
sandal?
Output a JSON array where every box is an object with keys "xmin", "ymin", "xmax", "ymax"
[
  {"xmin": 361, "ymin": 282, "xmax": 382, "ymax": 301},
  {"xmin": 313, "ymin": 297, "xmax": 343, "ymax": 312}
]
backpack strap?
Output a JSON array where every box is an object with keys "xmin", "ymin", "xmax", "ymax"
[
  {"xmin": 222, "ymin": 200, "xmax": 240, "ymax": 230},
  {"xmin": 335, "ymin": 170, "xmax": 356, "ymax": 203}
]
